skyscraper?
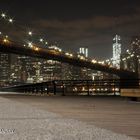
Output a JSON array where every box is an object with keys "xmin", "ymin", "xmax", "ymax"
[
  {"xmin": 79, "ymin": 47, "xmax": 88, "ymax": 57},
  {"xmin": 128, "ymin": 36, "xmax": 140, "ymax": 75},
  {"xmin": 112, "ymin": 35, "xmax": 121, "ymax": 68},
  {"xmin": 40, "ymin": 45, "xmax": 62, "ymax": 81},
  {"xmin": 0, "ymin": 53, "xmax": 11, "ymax": 86},
  {"xmin": 120, "ymin": 36, "xmax": 140, "ymax": 76},
  {"xmin": 130, "ymin": 36, "xmax": 140, "ymax": 53}
]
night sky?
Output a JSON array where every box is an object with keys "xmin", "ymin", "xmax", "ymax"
[{"xmin": 0, "ymin": 0, "xmax": 140, "ymax": 59}]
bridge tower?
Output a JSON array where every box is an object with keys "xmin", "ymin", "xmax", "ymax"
[{"xmin": 112, "ymin": 35, "xmax": 121, "ymax": 69}]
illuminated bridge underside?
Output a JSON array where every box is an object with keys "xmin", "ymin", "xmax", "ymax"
[{"xmin": 0, "ymin": 40, "xmax": 138, "ymax": 80}]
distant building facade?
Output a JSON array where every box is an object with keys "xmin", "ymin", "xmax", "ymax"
[
  {"xmin": 0, "ymin": 53, "xmax": 11, "ymax": 86},
  {"xmin": 112, "ymin": 35, "xmax": 121, "ymax": 69},
  {"xmin": 79, "ymin": 47, "xmax": 88, "ymax": 57},
  {"xmin": 120, "ymin": 36, "xmax": 140, "ymax": 77}
]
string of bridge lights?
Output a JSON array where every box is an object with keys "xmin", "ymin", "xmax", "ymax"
[
  {"xmin": 0, "ymin": 12, "xmax": 13, "ymax": 39},
  {"xmin": 27, "ymin": 31, "xmax": 48, "ymax": 45},
  {"xmin": 0, "ymin": 12, "xmax": 48, "ymax": 48},
  {"xmin": 1, "ymin": 13, "xmax": 14, "ymax": 23}
]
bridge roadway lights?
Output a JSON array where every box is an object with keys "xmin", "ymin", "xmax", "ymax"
[
  {"xmin": 3, "ymin": 79, "xmax": 139, "ymax": 96},
  {"xmin": 0, "ymin": 41, "xmax": 137, "ymax": 81},
  {"xmin": 28, "ymin": 85, "xmax": 49, "ymax": 95}
]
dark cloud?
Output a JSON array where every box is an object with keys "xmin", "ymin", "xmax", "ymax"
[
  {"xmin": 0, "ymin": 0, "xmax": 140, "ymax": 59},
  {"xmin": 28, "ymin": 12, "xmax": 140, "ymax": 58}
]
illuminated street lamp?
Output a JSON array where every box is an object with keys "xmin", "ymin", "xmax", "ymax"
[
  {"xmin": 39, "ymin": 38, "xmax": 43, "ymax": 42},
  {"xmin": 1, "ymin": 13, "xmax": 6, "ymax": 18},
  {"xmin": 28, "ymin": 42, "xmax": 33, "ymax": 48},
  {"xmin": 9, "ymin": 18, "xmax": 13, "ymax": 23},
  {"xmin": 91, "ymin": 59, "xmax": 97, "ymax": 63},
  {"xmin": 34, "ymin": 47, "xmax": 39, "ymax": 51},
  {"xmin": 3, "ymin": 38, "xmax": 8, "ymax": 43},
  {"xmin": 28, "ymin": 31, "xmax": 32, "ymax": 36},
  {"xmin": 45, "ymin": 41, "xmax": 48, "ymax": 45}
]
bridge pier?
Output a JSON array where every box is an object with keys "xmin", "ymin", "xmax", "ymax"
[
  {"xmin": 87, "ymin": 81, "xmax": 90, "ymax": 96},
  {"xmin": 53, "ymin": 81, "xmax": 56, "ymax": 95},
  {"xmin": 35, "ymin": 87, "xmax": 38, "ymax": 94},
  {"xmin": 46, "ymin": 85, "xmax": 49, "ymax": 95},
  {"xmin": 120, "ymin": 72, "xmax": 139, "ymax": 89},
  {"xmin": 120, "ymin": 79, "xmax": 139, "ymax": 89},
  {"xmin": 32, "ymin": 87, "xmax": 35, "ymax": 94},
  {"xmin": 40, "ymin": 86, "xmax": 44, "ymax": 94},
  {"xmin": 62, "ymin": 82, "xmax": 65, "ymax": 96}
]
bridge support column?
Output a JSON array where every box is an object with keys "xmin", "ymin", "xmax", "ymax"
[
  {"xmin": 62, "ymin": 82, "xmax": 65, "ymax": 96},
  {"xmin": 53, "ymin": 81, "xmax": 56, "ymax": 95},
  {"xmin": 113, "ymin": 80, "xmax": 116, "ymax": 96},
  {"xmin": 36, "ymin": 87, "xmax": 39, "ymax": 94},
  {"xmin": 41, "ymin": 86, "xmax": 44, "ymax": 94},
  {"xmin": 120, "ymin": 73, "xmax": 139, "ymax": 89},
  {"xmin": 87, "ymin": 81, "xmax": 90, "ymax": 96},
  {"xmin": 32, "ymin": 87, "xmax": 35, "ymax": 94},
  {"xmin": 46, "ymin": 85, "xmax": 49, "ymax": 95}
]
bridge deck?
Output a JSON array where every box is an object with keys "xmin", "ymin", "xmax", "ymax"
[
  {"xmin": 0, "ymin": 93, "xmax": 140, "ymax": 139},
  {"xmin": 0, "ymin": 38, "xmax": 137, "ymax": 79}
]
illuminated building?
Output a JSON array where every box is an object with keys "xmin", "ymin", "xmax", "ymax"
[
  {"xmin": 79, "ymin": 47, "xmax": 88, "ymax": 57},
  {"xmin": 9, "ymin": 54, "xmax": 33, "ymax": 84},
  {"xmin": 17, "ymin": 56, "xmax": 31, "ymax": 82},
  {"xmin": 10, "ymin": 55, "xmax": 43, "ymax": 84},
  {"xmin": 62, "ymin": 64, "xmax": 92, "ymax": 80},
  {"xmin": 10, "ymin": 62, "xmax": 21, "ymax": 84},
  {"xmin": 62, "ymin": 47, "xmax": 92, "ymax": 80},
  {"xmin": 120, "ymin": 36, "xmax": 140, "ymax": 77},
  {"xmin": 9, "ymin": 44, "xmax": 63, "ymax": 83},
  {"xmin": 40, "ymin": 45, "xmax": 62, "ymax": 81},
  {"xmin": 112, "ymin": 35, "xmax": 121, "ymax": 68},
  {"xmin": 130, "ymin": 36, "xmax": 140, "ymax": 53},
  {"xmin": 130, "ymin": 36, "xmax": 140, "ymax": 76},
  {"xmin": 41, "ymin": 60, "xmax": 62, "ymax": 81},
  {"xmin": 0, "ymin": 53, "xmax": 11, "ymax": 86}
]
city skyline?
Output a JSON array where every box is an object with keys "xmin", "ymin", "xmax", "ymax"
[
  {"xmin": 0, "ymin": 2, "xmax": 140, "ymax": 139},
  {"xmin": 0, "ymin": 0, "xmax": 140, "ymax": 58},
  {"xmin": 0, "ymin": 0, "xmax": 140, "ymax": 86}
]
